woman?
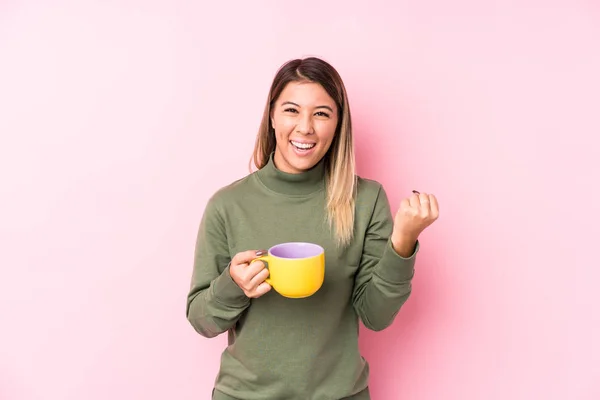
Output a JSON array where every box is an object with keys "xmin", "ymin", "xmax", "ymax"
[{"xmin": 186, "ymin": 57, "xmax": 439, "ymax": 400}]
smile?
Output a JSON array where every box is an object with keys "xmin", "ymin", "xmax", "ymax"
[{"xmin": 290, "ymin": 140, "xmax": 316, "ymax": 150}]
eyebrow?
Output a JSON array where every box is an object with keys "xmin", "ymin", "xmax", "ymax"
[{"xmin": 281, "ymin": 101, "xmax": 334, "ymax": 112}]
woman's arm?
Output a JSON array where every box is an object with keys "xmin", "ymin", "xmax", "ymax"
[
  {"xmin": 186, "ymin": 197, "xmax": 250, "ymax": 338},
  {"xmin": 352, "ymin": 186, "xmax": 419, "ymax": 331}
]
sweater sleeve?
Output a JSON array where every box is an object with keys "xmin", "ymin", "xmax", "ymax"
[
  {"xmin": 352, "ymin": 185, "xmax": 419, "ymax": 332},
  {"xmin": 186, "ymin": 196, "xmax": 250, "ymax": 338}
]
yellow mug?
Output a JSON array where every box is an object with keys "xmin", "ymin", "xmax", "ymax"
[{"xmin": 253, "ymin": 242, "xmax": 325, "ymax": 298}]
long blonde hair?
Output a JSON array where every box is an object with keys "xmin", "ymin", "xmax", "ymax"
[{"xmin": 251, "ymin": 57, "xmax": 356, "ymax": 247}]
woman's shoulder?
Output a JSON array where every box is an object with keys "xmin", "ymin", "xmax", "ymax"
[
  {"xmin": 353, "ymin": 176, "xmax": 392, "ymax": 221},
  {"xmin": 355, "ymin": 175, "xmax": 386, "ymax": 198},
  {"xmin": 205, "ymin": 172, "xmax": 258, "ymax": 208}
]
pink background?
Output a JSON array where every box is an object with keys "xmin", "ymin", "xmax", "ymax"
[{"xmin": 1, "ymin": 1, "xmax": 599, "ymax": 399}]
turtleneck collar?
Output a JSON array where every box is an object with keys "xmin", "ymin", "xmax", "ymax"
[{"xmin": 255, "ymin": 152, "xmax": 326, "ymax": 196}]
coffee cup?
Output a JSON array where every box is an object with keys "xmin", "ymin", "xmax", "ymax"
[{"xmin": 253, "ymin": 242, "xmax": 325, "ymax": 298}]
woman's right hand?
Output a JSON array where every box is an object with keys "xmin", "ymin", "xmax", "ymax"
[{"xmin": 229, "ymin": 250, "xmax": 271, "ymax": 298}]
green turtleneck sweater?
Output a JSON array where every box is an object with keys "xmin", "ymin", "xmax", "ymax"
[{"xmin": 186, "ymin": 155, "xmax": 419, "ymax": 400}]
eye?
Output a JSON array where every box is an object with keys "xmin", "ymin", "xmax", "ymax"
[
  {"xmin": 284, "ymin": 108, "xmax": 299, "ymax": 113},
  {"xmin": 315, "ymin": 111, "xmax": 330, "ymax": 118}
]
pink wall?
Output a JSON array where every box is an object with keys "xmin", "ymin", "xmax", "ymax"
[{"xmin": 1, "ymin": 1, "xmax": 598, "ymax": 399}]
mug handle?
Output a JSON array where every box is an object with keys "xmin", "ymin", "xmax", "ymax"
[{"xmin": 252, "ymin": 255, "xmax": 272, "ymax": 285}]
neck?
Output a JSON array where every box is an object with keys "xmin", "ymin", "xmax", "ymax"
[{"xmin": 256, "ymin": 153, "xmax": 326, "ymax": 196}]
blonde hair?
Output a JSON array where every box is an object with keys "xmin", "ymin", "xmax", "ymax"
[{"xmin": 251, "ymin": 57, "xmax": 356, "ymax": 247}]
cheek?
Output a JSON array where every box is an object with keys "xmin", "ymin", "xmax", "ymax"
[
  {"xmin": 317, "ymin": 122, "xmax": 338, "ymax": 144},
  {"xmin": 274, "ymin": 118, "xmax": 295, "ymax": 136}
]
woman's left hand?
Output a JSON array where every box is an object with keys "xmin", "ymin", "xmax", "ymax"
[{"xmin": 391, "ymin": 191, "xmax": 439, "ymax": 257}]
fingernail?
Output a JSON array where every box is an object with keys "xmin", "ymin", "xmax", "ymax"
[
  {"xmin": 412, "ymin": 190, "xmax": 420, "ymax": 194},
  {"xmin": 255, "ymin": 250, "xmax": 267, "ymax": 256}
]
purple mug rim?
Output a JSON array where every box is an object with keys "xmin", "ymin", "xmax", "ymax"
[{"xmin": 268, "ymin": 242, "xmax": 324, "ymax": 259}]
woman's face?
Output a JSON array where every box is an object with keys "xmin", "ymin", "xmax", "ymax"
[{"xmin": 270, "ymin": 81, "xmax": 339, "ymax": 174}]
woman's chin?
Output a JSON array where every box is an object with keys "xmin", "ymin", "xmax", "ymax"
[
  {"xmin": 275, "ymin": 147, "xmax": 324, "ymax": 173},
  {"xmin": 288, "ymin": 153, "xmax": 322, "ymax": 171}
]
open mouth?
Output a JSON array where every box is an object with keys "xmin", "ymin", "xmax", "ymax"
[{"xmin": 290, "ymin": 140, "xmax": 316, "ymax": 151}]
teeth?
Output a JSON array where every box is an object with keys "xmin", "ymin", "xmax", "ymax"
[{"xmin": 291, "ymin": 141, "xmax": 316, "ymax": 149}]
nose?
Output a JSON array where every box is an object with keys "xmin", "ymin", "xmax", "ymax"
[{"xmin": 296, "ymin": 113, "xmax": 314, "ymax": 135}]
